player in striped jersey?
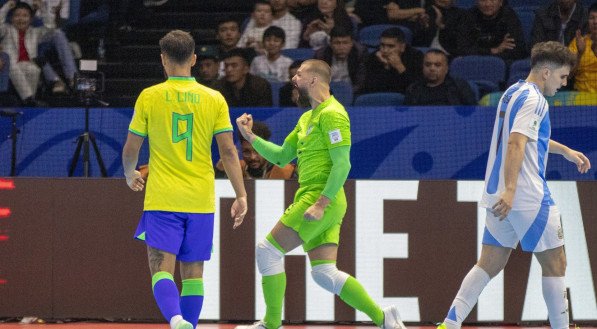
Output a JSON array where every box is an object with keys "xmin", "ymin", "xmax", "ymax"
[
  {"xmin": 122, "ymin": 30, "xmax": 248, "ymax": 329},
  {"xmin": 437, "ymin": 41, "xmax": 591, "ymax": 329}
]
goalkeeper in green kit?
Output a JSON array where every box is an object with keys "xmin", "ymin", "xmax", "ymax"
[{"xmin": 235, "ymin": 59, "xmax": 406, "ymax": 329}]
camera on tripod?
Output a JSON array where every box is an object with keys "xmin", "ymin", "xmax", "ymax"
[
  {"xmin": 74, "ymin": 71, "xmax": 105, "ymax": 101},
  {"xmin": 67, "ymin": 60, "xmax": 109, "ymax": 177}
]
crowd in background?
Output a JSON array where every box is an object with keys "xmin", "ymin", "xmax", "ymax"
[{"xmin": 1, "ymin": 0, "xmax": 597, "ymax": 107}]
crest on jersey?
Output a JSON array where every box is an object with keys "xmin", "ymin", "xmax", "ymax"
[{"xmin": 329, "ymin": 129, "xmax": 342, "ymax": 144}]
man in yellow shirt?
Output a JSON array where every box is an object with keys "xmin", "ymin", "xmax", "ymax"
[
  {"xmin": 568, "ymin": 3, "xmax": 597, "ymax": 92},
  {"xmin": 122, "ymin": 30, "xmax": 247, "ymax": 329}
]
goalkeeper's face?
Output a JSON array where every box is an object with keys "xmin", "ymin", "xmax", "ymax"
[{"xmin": 291, "ymin": 66, "xmax": 313, "ymax": 108}]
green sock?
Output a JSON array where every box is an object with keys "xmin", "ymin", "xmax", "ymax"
[
  {"xmin": 262, "ymin": 272, "xmax": 286, "ymax": 329},
  {"xmin": 339, "ymin": 276, "xmax": 384, "ymax": 326},
  {"xmin": 262, "ymin": 234, "xmax": 286, "ymax": 329}
]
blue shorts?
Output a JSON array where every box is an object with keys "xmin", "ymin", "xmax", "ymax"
[{"xmin": 134, "ymin": 211, "xmax": 214, "ymax": 262}]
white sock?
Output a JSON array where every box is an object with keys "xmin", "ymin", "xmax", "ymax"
[
  {"xmin": 169, "ymin": 315, "xmax": 183, "ymax": 329},
  {"xmin": 542, "ymin": 276, "xmax": 569, "ymax": 329},
  {"xmin": 444, "ymin": 265, "xmax": 491, "ymax": 327}
]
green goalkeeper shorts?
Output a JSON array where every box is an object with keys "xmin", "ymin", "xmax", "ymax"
[{"xmin": 280, "ymin": 184, "xmax": 347, "ymax": 252}]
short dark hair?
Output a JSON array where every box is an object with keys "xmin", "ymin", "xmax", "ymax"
[
  {"xmin": 590, "ymin": 2, "xmax": 597, "ymax": 13},
  {"xmin": 222, "ymin": 48, "xmax": 250, "ymax": 65},
  {"xmin": 254, "ymin": 0, "xmax": 273, "ymax": 11},
  {"xmin": 263, "ymin": 26, "xmax": 286, "ymax": 42},
  {"xmin": 217, "ymin": 16, "xmax": 240, "ymax": 29},
  {"xmin": 380, "ymin": 27, "xmax": 406, "ymax": 44},
  {"xmin": 530, "ymin": 41, "xmax": 576, "ymax": 69},
  {"xmin": 11, "ymin": 2, "xmax": 34, "ymax": 16},
  {"xmin": 159, "ymin": 30, "xmax": 195, "ymax": 65},
  {"xmin": 330, "ymin": 26, "xmax": 353, "ymax": 40},
  {"xmin": 239, "ymin": 121, "xmax": 271, "ymax": 142}
]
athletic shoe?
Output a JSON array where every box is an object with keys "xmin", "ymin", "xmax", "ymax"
[
  {"xmin": 436, "ymin": 323, "xmax": 447, "ymax": 329},
  {"xmin": 235, "ymin": 320, "xmax": 268, "ymax": 329},
  {"xmin": 382, "ymin": 305, "xmax": 407, "ymax": 329},
  {"xmin": 173, "ymin": 319, "xmax": 194, "ymax": 329}
]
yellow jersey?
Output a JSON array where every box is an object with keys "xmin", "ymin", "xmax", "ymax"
[
  {"xmin": 129, "ymin": 77, "xmax": 233, "ymax": 213},
  {"xmin": 568, "ymin": 35, "xmax": 597, "ymax": 92}
]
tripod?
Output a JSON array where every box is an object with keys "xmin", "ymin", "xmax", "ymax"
[
  {"xmin": 0, "ymin": 110, "xmax": 20, "ymax": 176},
  {"xmin": 68, "ymin": 97, "xmax": 108, "ymax": 177}
]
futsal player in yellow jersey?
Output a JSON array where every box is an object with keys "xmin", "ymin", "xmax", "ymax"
[{"xmin": 122, "ymin": 30, "xmax": 248, "ymax": 329}]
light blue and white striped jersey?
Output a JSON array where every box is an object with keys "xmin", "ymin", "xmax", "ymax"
[{"xmin": 480, "ymin": 80, "xmax": 555, "ymax": 211}]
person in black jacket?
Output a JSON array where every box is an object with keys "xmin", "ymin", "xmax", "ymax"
[
  {"xmin": 213, "ymin": 48, "xmax": 273, "ymax": 107},
  {"xmin": 453, "ymin": 0, "xmax": 527, "ymax": 61},
  {"xmin": 414, "ymin": 0, "xmax": 468, "ymax": 53},
  {"xmin": 531, "ymin": 0, "xmax": 588, "ymax": 47},
  {"xmin": 314, "ymin": 26, "xmax": 367, "ymax": 93},
  {"xmin": 300, "ymin": 0, "xmax": 353, "ymax": 49},
  {"xmin": 360, "ymin": 27, "xmax": 424, "ymax": 94},
  {"xmin": 404, "ymin": 49, "xmax": 477, "ymax": 105}
]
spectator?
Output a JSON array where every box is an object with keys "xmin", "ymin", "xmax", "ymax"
[
  {"xmin": 216, "ymin": 17, "xmax": 257, "ymax": 75},
  {"xmin": 214, "ymin": 48, "xmax": 273, "ymax": 107},
  {"xmin": 237, "ymin": 1, "xmax": 274, "ymax": 55},
  {"xmin": 354, "ymin": 0, "xmax": 427, "ymax": 30},
  {"xmin": 404, "ymin": 49, "xmax": 477, "ymax": 105},
  {"xmin": 195, "ymin": 45, "xmax": 220, "ymax": 88},
  {"xmin": 0, "ymin": 1, "xmax": 75, "ymax": 105},
  {"xmin": 315, "ymin": 26, "xmax": 366, "ymax": 92},
  {"xmin": 250, "ymin": 26, "xmax": 294, "ymax": 82},
  {"xmin": 244, "ymin": 0, "xmax": 302, "ymax": 49},
  {"xmin": 215, "ymin": 121, "xmax": 297, "ymax": 179},
  {"xmin": 453, "ymin": 0, "xmax": 527, "ymax": 61},
  {"xmin": 416, "ymin": 0, "xmax": 468, "ymax": 53},
  {"xmin": 568, "ymin": 3, "xmax": 597, "ymax": 92},
  {"xmin": 300, "ymin": 0, "xmax": 353, "ymax": 50},
  {"xmin": 532, "ymin": 0, "xmax": 588, "ymax": 47},
  {"xmin": 24, "ymin": 0, "xmax": 78, "ymax": 93},
  {"xmin": 360, "ymin": 27, "xmax": 423, "ymax": 94},
  {"xmin": 287, "ymin": 0, "xmax": 318, "ymax": 21},
  {"xmin": 0, "ymin": 50, "xmax": 19, "ymax": 106},
  {"xmin": 279, "ymin": 59, "xmax": 302, "ymax": 106}
]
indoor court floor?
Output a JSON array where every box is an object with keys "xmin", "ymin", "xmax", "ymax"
[{"xmin": 0, "ymin": 324, "xmax": 595, "ymax": 329}]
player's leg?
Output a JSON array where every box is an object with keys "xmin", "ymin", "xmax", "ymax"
[
  {"xmin": 179, "ymin": 262, "xmax": 204, "ymax": 329},
  {"xmin": 530, "ymin": 206, "xmax": 568, "ymax": 329},
  {"xmin": 251, "ymin": 221, "xmax": 303, "ymax": 329},
  {"xmin": 177, "ymin": 213, "xmax": 215, "ymax": 329},
  {"xmin": 440, "ymin": 208, "xmax": 518, "ymax": 329},
  {"xmin": 135, "ymin": 211, "xmax": 191, "ymax": 329},
  {"xmin": 440, "ymin": 244, "xmax": 511, "ymax": 329},
  {"xmin": 148, "ymin": 246, "xmax": 191, "ymax": 329},
  {"xmin": 308, "ymin": 244, "xmax": 403, "ymax": 329}
]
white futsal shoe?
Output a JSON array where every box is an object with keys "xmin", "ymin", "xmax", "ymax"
[
  {"xmin": 382, "ymin": 305, "xmax": 407, "ymax": 329},
  {"xmin": 235, "ymin": 320, "xmax": 268, "ymax": 329},
  {"xmin": 172, "ymin": 319, "xmax": 193, "ymax": 329}
]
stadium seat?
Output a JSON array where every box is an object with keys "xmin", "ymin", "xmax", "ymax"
[
  {"xmin": 358, "ymin": 24, "xmax": 413, "ymax": 47},
  {"xmin": 353, "ymin": 92, "xmax": 405, "ymax": 106},
  {"xmin": 330, "ymin": 81, "xmax": 354, "ymax": 105},
  {"xmin": 450, "ymin": 55, "xmax": 506, "ymax": 93},
  {"xmin": 508, "ymin": 0, "xmax": 543, "ymax": 10},
  {"xmin": 455, "ymin": 0, "xmax": 475, "ymax": 8},
  {"xmin": 269, "ymin": 81, "xmax": 285, "ymax": 107},
  {"xmin": 0, "ymin": 52, "xmax": 9, "ymax": 92},
  {"xmin": 467, "ymin": 80, "xmax": 480, "ymax": 103},
  {"xmin": 507, "ymin": 58, "xmax": 531, "ymax": 86},
  {"xmin": 516, "ymin": 9, "xmax": 535, "ymax": 46},
  {"xmin": 281, "ymin": 48, "xmax": 315, "ymax": 61}
]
